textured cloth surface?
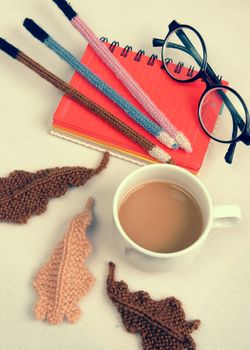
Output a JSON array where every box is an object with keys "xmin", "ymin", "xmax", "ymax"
[
  {"xmin": 106, "ymin": 262, "xmax": 200, "ymax": 350},
  {"xmin": 33, "ymin": 198, "xmax": 95, "ymax": 324}
]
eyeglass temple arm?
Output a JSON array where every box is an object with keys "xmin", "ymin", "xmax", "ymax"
[
  {"xmin": 153, "ymin": 35, "xmax": 245, "ymax": 132},
  {"xmin": 225, "ymin": 143, "xmax": 237, "ymax": 163},
  {"xmin": 224, "ymin": 108, "xmax": 240, "ymax": 163},
  {"xmin": 152, "ymin": 38, "xmax": 164, "ymax": 47}
]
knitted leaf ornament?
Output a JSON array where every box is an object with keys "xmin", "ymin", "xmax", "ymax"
[
  {"xmin": 33, "ymin": 198, "xmax": 95, "ymax": 324},
  {"xmin": 0, "ymin": 152, "xmax": 109, "ymax": 223},
  {"xmin": 106, "ymin": 262, "xmax": 200, "ymax": 350}
]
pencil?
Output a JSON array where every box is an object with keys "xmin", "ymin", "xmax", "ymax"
[
  {"xmin": 0, "ymin": 38, "xmax": 173, "ymax": 164},
  {"xmin": 51, "ymin": 0, "xmax": 192, "ymax": 153},
  {"xmin": 23, "ymin": 18, "xmax": 178, "ymax": 150}
]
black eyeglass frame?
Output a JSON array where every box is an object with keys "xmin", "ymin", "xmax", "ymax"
[{"xmin": 153, "ymin": 20, "xmax": 250, "ymax": 163}]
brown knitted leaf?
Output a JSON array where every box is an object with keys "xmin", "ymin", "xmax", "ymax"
[
  {"xmin": 33, "ymin": 198, "xmax": 95, "ymax": 324},
  {"xmin": 0, "ymin": 152, "xmax": 109, "ymax": 223},
  {"xmin": 106, "ymin": 262, "xmax": 200, "ymax": 350}
]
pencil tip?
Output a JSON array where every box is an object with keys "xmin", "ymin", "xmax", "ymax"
[
  {"xmin": 175, "ymin": 132, "xmax": 193, "ymax": 153},
  {"xmin": 157, "ymin": 131, "xmax": 178, "ymax": 149},
  {"xmin": 23, "ymin": 18, "xmax": 49, "ymax": 43},
  {"xmin": 166, "ymin": 159, "xmax": 175, "ymax": 165},
  {"xmin": 149, "ymin": 146, "xmax": 172, "ymax": 164},
  {"xmin": 0, "ymin": 38, "xmax": 19, "ymax": 58}
]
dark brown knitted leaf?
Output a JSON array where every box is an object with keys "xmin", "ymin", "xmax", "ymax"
[
  {"xmin": 106, "ymin": 262, "xmax": 200, "ymax": 350},
  {"xmin": 0, "ymin": 152, "xmax": 109, "ymax": 224}
]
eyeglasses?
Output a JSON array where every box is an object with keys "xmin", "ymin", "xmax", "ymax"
[{"xmin": 153, "ymin": 20, "xmax": 250, "ymax": 164}]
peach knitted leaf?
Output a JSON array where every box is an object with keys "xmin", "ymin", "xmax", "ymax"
[
  {"xmin": 0, "ymin": 152, "xmax": 109, "ymax": 224},
  {"xmin": 106, "ymin": 262, "xmax": 200, "ymax": 350},
  {"xmin": 33, "ymin": 198, "xmax": 95, "ymax": 324}
]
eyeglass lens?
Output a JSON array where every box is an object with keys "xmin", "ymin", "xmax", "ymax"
[
  {"xmin": 199, "ymin": 87, "xmax": 247, "ymax": 142},
  {"xmin": 163, "ymin": 27, "xmax": 204, "ymax": 81}
]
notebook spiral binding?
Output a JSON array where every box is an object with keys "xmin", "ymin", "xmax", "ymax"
[
  {"xmin": 134, "ymin": 50, "xmax": 145, "ymax": 61},
  {"xmin": 100, "ymin": 38, "xmax": 223, "ymax": 81},
  {"xmin": 147, "ymin": 54, "xmax": 158, "ymax": 66},
  {"xmin": 121, "ymin": 45, "xmax": 132, "ymax": 57},
  {"xmin": 100, "ymin": 37, "xmax": 158, "ymax": 65}
]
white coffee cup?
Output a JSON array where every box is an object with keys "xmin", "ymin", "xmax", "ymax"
[{"xmin": 112, "ymin": 164, "xmax": 241, "ymax": 271}]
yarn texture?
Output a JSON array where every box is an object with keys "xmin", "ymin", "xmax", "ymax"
[
  {"xmin": 21, "ymin": 17, "xmax": 175, "ymax": 148},
  {"xmin": 52, "ymin": 0, "xmax": 193, "ymax": 152},
  {"xmin": 0, "ymin": 152, "xmax": 109, "ymax": 223},
  {"xmin": 0, "ymin": 37, "xmax": 173, "ymax": 163},
  {"xmin": 17, "ymin": 51, "xmax": 172, "ymax": 161},
  {"xmin": 106, "ymin": 262, "xmax": 200, "ymax": 350},
  {"xmin": 33, "ymin": 198, "xmax": 95, "ymax": 324}
]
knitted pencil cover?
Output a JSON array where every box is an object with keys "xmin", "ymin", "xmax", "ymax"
[
  {"xmin": 52, "ymin": 0, "xmax": 193, "ymax": 152},
  {"xmin": 0, "ymin": 39, "xmax": 172, "ymax": 163},
  {"xmin": 33, "ymin": 198, "xmax": 95, "ymax": 324},
  {"xmin": 23, "ymin": 18, "xmax": 177, "ymax": 149},
  {"xmin": 107, "ymin": 262, "xmax": 200, "ymax": 350}
]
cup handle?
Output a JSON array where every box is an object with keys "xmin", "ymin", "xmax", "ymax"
[{"xmin": 212, "ymin": 205, "xmax": 241, "ymax": 229}]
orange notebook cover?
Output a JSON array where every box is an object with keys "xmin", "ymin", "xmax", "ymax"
[{"xmin": 52, "ymin": 42, "xmax": 222, "ymax": 172}]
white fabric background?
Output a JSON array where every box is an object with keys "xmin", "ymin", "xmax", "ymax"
[{"xmin": 0, "ymin": 0, "xmax": 249, "ymax": 349}]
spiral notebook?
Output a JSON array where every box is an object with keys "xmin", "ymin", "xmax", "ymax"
[{"xmin": 52, "ymin": 40, "xmax": 224, "ymax": 172}]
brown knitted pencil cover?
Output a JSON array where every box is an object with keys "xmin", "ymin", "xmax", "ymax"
[
  {"xmin": 0, "ymin": 152, "xmax": 109, "ymax": 223},
  {"xmin": 106, "ymin": 262, "xmax": 200, "ymax": 350},
  {"xmin": 33, "ymin": 198, "xmax": 95, "ymax": 324}
]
